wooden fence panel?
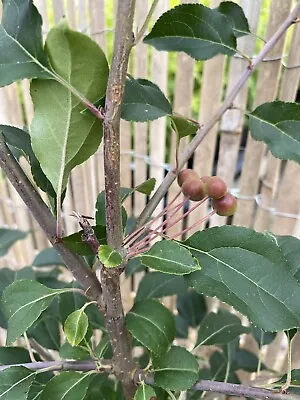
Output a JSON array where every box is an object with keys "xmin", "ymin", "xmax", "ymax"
[{"xmin": 233, "ymin": 0, "xmax": 292, "ymax": 229}]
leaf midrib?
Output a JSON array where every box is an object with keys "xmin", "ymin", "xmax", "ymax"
[
  {"xmin": 0, "ymin": 370, "xmax": 35, "ymax": 398},
  {"xmin": 197, "ymin": 322, "xmax": 243, "ymax": 347},
  {"xmin": 128, "ymin": 311, "xmax": 170, "ymax": 344}
]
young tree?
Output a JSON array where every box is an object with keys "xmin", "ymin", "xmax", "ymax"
[{"xmin": 0, "ymin": 0, "xmax": 300, "ymax": 399}]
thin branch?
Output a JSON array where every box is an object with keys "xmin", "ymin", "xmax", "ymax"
[
  {"xmin": 102, "ymin": 0, "xmax": 136, "ymax": 398},
  {"xmin": 0, "ymin": 135, "xmax": 104, "ymax": 311},
  {"xmin": 134, "ymin": 0, "xmax": 160, "ymax": 45},
  {"xmin": 0, "ymin": 361, "xmax": 299, "ymax": 400},
  {"xmin": 29, "ymin": 339, "xmax": 55, "ymax": 362},
  {"xmin": 135, "ymin": 1, "xmax": 300, "ymax": 229}
]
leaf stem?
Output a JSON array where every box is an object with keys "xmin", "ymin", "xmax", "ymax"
[
  {"xmin": 135, "ymin": 1, "xmax": 300, "ymax": 229},
  {"xmin": 134, "ymin": 0, "xmax": 160, "ymax": 45}
]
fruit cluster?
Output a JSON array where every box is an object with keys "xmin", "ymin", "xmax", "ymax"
[{"xmin": 177, "ymin": 169, "xmax": 237, "ymax": 216}]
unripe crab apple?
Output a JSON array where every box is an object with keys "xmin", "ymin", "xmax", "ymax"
[
  {"xmin": 177, "ymin": 169, "xmax": 199, "ymax": 187},
  {"xmin": 181, "ymin": 178, "xmax": 206, "ymax": 201},
  {"xmin": 212, "ymin": 192, "xmax": 237, "ymax": 216},
  {"xmin": 204, "ymin": 176, "xmax": 227, "ymax": 199}
]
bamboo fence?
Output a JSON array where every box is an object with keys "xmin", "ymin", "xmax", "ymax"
[{"xmin": 0, "ymin": 0, "xmax": 300, "ymax": 381}]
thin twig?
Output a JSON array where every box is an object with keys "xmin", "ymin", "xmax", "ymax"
[
  {"xmin": 29, "ymin": 339, "xmax": 55, "ymax": 362},
  {"xmin": 135, "ymin": 1, "xmax": 300, "ymax": 229},
  {"xmin": 0, "ymin": 360, "xmax": 298, "ymax": 400},
  {"xmin": 134, "ymin": 0, "xmax": 160, "ymax": 45},
  {"xmin": 24, "ymin": 333, "xmax": 36, "ymax": 362}
]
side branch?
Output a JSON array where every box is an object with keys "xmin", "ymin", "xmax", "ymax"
[
  {"xmin": 0, "ymin": 360, "xmax": 299, "ymax": 400},
  {"xmin": 0, "ymin": 135, "xmax": 103, "ymax": 311},
  {"xmin": 136, "ymin": 1, "xmax": 300, "ymax": 228}
]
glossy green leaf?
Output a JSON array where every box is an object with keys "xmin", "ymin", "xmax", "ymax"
[
  {"xmin": 126, "ymin": 299, "xmax": 175, "ymax": 356},
  {"xmin": 183, "ymin": 226, "xmax": 300, "ymax": 331},
  {"xmin": 0, "ymin": 366, "xmax": 36, "ymax": 399},
  {"xmin": 32, "ymin": 248, "xmax": 64, "ymax": 267},
  {"xmin": 30, "ymin": 22, "xmax": 108, "ymax": 202},
  {"xmin": 134, "ymin": 383, "xmax": 156, "ymax": 400},
  {"xmin": 28, "ymin": 381, "xmax": 45, "ymax": 400},
  {"xmin": 141, "ymin": 240, "xmax": 200, "ymax": 275},
  {"xmin": 215, "ymin": 1, "xmax": 250, "ymax": 37},
  {"xmin": 120, "ymin": 178, "xmax": 156, "ymax": 202},
  {"xmin": 154, "ymin": 346, "xmax": 199, "ymax": 391},
  {"xmin": 170, "ymin": 115, "xmax": 199, "ymax": 139},
  {"xmin": 249, "ymin": 101, "xmax": 300, "ymax": 163},
  {"xmin": 40, "ymin": 372, "xmax": 91, "ymax": 400},
  {"xmin": 62, "ymin": 225, "xmax": 106, "ymax": 256},
  {"xmin": 1, "ymin": 280, "xmax": 72, "ymax": 344},
  {"xmin": 0, "ymin": 0, "xmax": 50, "ymax": 86},
  {"xmin": 273, "ymin": 234, "xmax": 300, "ymax": 281},
  {"xmin": 195, "ymin": 310, "xmax": 250, "ymax": 348},
  {"xmin": 64, "ymin": 309, "xmax": 89, "ymax": 347},
  {"xmin": 94, "ymin": 335, "xmax": 112, "ymax": 359},
  {"xmin": 59, "ymin": 288, "xmax": 105, "ymax": 330},
  {"xmin": 0, "ymin": 126, "xmax": 56, "ymax": 199},
  {"xmin": 0, "ymin": 228, "xmax": 27, "ymax": 257},
  {"xmin": 59, "ymin": 341, "xmax": 90, "ymax": 361},
  {"xmin": 135, "ymin": 272, "xmax": 187, "ymax": 301},
  {"xmin": 144, "ymin": 4, "xmax": 236, "ymax": 60},
  {"xmin": 177, "ymin": 290, "xmax": 207, "ymax": 328},
  {"xmin": 98, "ymin": 245, "xmax": 122, "ymax": 268},
  {"xmin": 121, "ymin": 77, "xmax": 172, "ymax": 122}
]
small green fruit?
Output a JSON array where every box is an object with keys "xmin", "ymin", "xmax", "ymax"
[{"xmin": 212, "ymin": 193, "xmax": 237, "ymax": 216}]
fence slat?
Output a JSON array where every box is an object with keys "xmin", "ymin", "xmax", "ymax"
[{"xmin": 233, "ymin": 0, "xmax": 292, "ymax": 229}]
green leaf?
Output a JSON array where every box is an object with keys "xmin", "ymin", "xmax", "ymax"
[
  {"xmin": 134, "ymin": 383, "xmax": 156, "ymax": 400},
  {"xmin": 0, "ymin": 0, "xmax": 50, "ymax": 86},
  {"xmin": 249, "ymin": 101, "xmax": 300, "ymax": 163},
  {"xmin": 126, "ymin": 299, "xmax": 175, "ymax": 356},
  {"xmin": 64, "ymin": 309, "xmax": 89, "ymax": 347},
  {"xmin": 121, "ymin": 77, "xmax": 172, "ymax": 122},
  {"xmin": 0, "ymin": 366, "xmax": 36, "ymax": 399},
  {"xmin": 141, "ymin": 240, "xmax": 200, "ymax": 275},
  {"xmin": 94, "ymin": 335, "xmax": 112, "ymax": 359},
  {"xmin": 177, "ymin": 290, "xmax": 207, "ymax": 328},
  {"xmin": 40, "ymin": 372, "xmax": 91, "ymax": 400},
  {"xmin": 135, "ymin": 272, "xmax": 187, "ymax": 301},
  {"xmin": 195, "ymin": 310, "xmax": 250, "ymax": 348},
  {"xmin": 183, "ymin": 226, "xmax": 300, "ymax": 331},
  {"xmin": 30, "ymin": 22, "xmax": 108, "ymax": 200},
  {"xmin": 154, "ymin": 346, "xmax": 199, "ymax": 391},
  {"xmin": 32, "ymin": 248, "xmax": 64, "ymax": 267},
  {"xmin": 28, "ymin": 381, "xmax": 45, "ymax": 400},
  {"xmin": 144, "ymin": 4, "xmax": 236, "ymax": 60},
  {"xmin": 274, "ymin": 235, "xmax": 300, "ymax": 280},
  {"xmin": 28, "ymin": 311, "xmax": 61, "ymax": 350},
  {"xmin": 120, "ymin": 178, "xmax": 156, "ymax": 202},
  {"xmin": 170, "ymin": 115, "xmax": 199, "ymax": 139},
  {"xmin": 98, "ymin": 245, "xmax": 122, "ymax": 268},
  {"xmin": 0, "ymin": 126, "xmax": 56, "ymax": 199},
  {"xmin": 0, "ymin": 347, "xmax": 31, "ymax": 365},
  {"xmin": 215, "ymin": 1, "xmax": 250, "ymax": 37},
  {"xmin": 59, "ymin": 288, "xmax": 105, "ymax": 330},
  {"xmin": 95, "ymin": 191, "xmax": 127, "ymax": 228},
  {"xmin": 125, "ymin": 258, "xmax": 146, "ymax": 277},
  {"xmin": 0, "ymin": 228, "xmax": 27, "ymax": 257},
  {"xmin": 62, "ymin": 225, "xmax": 106, "ymax": 256},
  {"xmin": 1, "ymin": 280, "xmax": 72, "ymax": 344},
  {"xmin": 175, "ymin": 315, "xmax": 189, "ymax": 339},
  {"xmin": 59, "ymin": 341, "xmax": 91, "ymax": 361}
]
